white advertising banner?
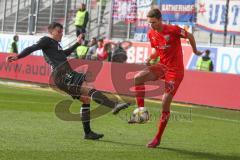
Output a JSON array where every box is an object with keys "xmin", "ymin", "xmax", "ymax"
[
  {"xmin": 216, "ymin": 47, "xmax": 240, "ymax": 74},
  {"xmin": 0, "ymin": 34, "xmax": 71, "ymax": 56},
  {"xmin": 196, "ymin": 0, "xmax": 240, "ymax": 34}
]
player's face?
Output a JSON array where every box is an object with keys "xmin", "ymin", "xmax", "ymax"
[
  {"xmin": 147, "ymin": 17, "xmax": 162, "ymax": 30},
  {"xmin": 51, "ymin": 27, "xmax": 63, "ymax": 42}
]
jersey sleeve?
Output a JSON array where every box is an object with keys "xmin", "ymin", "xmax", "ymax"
[
  {"xmin": 63, "ymin": 43, "xmax": 80, "ymax": 56},
  {"xmin": 173, "ymin": 25, "xmax": 188, "ymax": 38},
  {"xmin": 30, "ymin": 36, "xmax": 50, "ymax": 50},
  {"xmin": 148, "ymin": 31, "xmax": 156, "ymax": 48},
  {"xmin": 17, "ymin": 36, "xmax": 49, "ymax": 59}
]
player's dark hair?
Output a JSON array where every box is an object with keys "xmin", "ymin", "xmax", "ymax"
[
  {"xmin": 48, "ymin": 22, "xmax": 63, "ymax": 32},
  {"xmin": 147, "ymin": 8, "xmax": 162, "ymax": 19}
]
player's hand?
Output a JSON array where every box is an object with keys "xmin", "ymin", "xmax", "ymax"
[
  {"xmin": 6, "ymin": 55, "xmax": 18, "ymax": 63},
  {"xmin": 194, "ymin": 50, "xmax": 203, "ymax": 56},
  {"xmin": 77, "ymin": 34, "xmax": 84, "ymax": 44}
]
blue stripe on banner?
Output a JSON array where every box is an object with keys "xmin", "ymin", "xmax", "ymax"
[{"xmin": 160, "ymin": 0, "xmax": 196, "ymax": 23}]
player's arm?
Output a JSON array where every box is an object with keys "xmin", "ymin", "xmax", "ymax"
[
  {"xmin": 186, "ymin": 32, "xmax": 202, "ymax": 56},
  {"xmin": 174, "ymin": 26, "xmax": 202, "ymax": 56},
  {"xmin": 6, "ymin": 37, "xmax": 47, "ymax": 63},
  {"xmin": 63, "ymin": 43, "xmax": 80, "ymax": 56},
  {"xmin": 146, "ymin": 32, "xmax": 159, "ymax": 65},
  {"xmin": 63, "ymin": 34, "xmax": 83, "ymax": 56}
]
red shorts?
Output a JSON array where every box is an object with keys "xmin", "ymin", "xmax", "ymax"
[{"xmin": 148, "ymin": 64, "xmax": 184, "ymax": 96}]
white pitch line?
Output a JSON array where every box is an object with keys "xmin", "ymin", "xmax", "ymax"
[
  {"xmin": 145, "ymin": 98, "xmax": 196, "ymax": 108},
  {"xmin": 145, "ymin": 99, "xmax": 240, "ymax": 124},
  {"xmin": 0, "ymin": 99, "xmax": 53, "ymax": 105},
  {"xmin": 193, "ymin": 113, "xmax": 240, "ymax": 123},
  {"xmin": 0, "ymin": 80, "xmax": 55, "ymax": 92},
  {"xmin": 172, "ymin": 110, "xmax": 240, "ymax": 123},
  {"xmin": 0, "ymin": 83, "xmax": 67, "ymax": 98}
]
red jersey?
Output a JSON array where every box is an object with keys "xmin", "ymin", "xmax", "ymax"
[{"xmin": 148, "ymin": 24, "xmax": 188, "ymax": 72}]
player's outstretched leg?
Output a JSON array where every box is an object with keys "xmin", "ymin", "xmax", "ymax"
[
  {"xmin": 87, "ymin": 88, "xmax": 130, "ymax": 114},
  {"xmin": 79, "ymin": 81, "xmax": 130, "ymax": 115},
  {"xmin": 111, "ymin": 102, "xmax": 131, "ymax": 114}
]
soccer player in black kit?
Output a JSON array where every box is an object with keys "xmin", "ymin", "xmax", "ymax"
[{"xmin": 6, "ymin": 22, "xmax": 130, "ymax": 140}]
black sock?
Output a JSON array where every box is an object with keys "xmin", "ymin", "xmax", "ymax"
[
  {"xmin": 88, "ymin": 89, "xmax": 116, "ymax": 108},
  {"xmin": 81, "ymin": 104, "xmax": 91, "ymax": 134}
]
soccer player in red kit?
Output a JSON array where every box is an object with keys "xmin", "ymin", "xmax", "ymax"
[{"xmin": 129, "ymin": 8, "xmax": 202, "ymax": 148}]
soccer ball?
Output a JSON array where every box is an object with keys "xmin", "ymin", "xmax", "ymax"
[{"xmin": 131, "ymin": 107, "xmax": 150, "ymax": 123}]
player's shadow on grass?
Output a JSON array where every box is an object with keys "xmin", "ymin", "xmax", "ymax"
[
  {"xmin": 161, "ymin": 147, "xmax": 240, "ymax": 160},
  {"xmin": 99, "ymin": 140, "xmax": 144, "ymax": 147},
  {"xmin": 98, "ymin": 141, "xmax": 239, "ymax": 160}
]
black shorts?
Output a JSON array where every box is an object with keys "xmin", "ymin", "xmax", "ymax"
[{"xmin": 52, "ymin": 69, "xmax": 86, "ymax": 99}]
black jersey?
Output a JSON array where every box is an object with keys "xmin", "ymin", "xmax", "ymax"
[{"xmin": 17, "ymin": 36, "xmax": 79, "ymax": 69}]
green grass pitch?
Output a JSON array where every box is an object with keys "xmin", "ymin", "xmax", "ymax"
[{"xmin": 0, "ymin": 84, "xmax": 239, "ymax": 160}]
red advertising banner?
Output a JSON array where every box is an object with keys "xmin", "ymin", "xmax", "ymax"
[
  {"xmin": 175, "ymin": 70, "xmax": 240, "ymax": 110},
  {"xmin": 0, "ymin": 53, "xmax": 51, "ymax": 83}
]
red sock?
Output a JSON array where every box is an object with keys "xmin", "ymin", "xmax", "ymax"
[
  {"xmin": 155, "ymin": 111, "xmax": 170, "ymax": 141},
  {"xmin": 135, "ymin": 85, "xmax": 145, "ymax": 108}
]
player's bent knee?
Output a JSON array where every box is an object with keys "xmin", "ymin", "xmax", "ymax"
[
  {"xmin": 79, "ymin": 96, "xmax": 91, "ymax": 103},
  {"xmin": 80, "ymin": 82, "xmax": 94, "ymax": 96}
]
